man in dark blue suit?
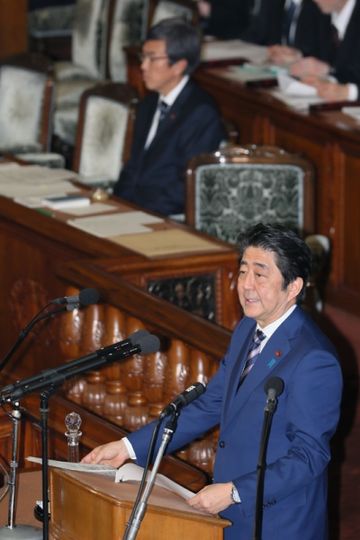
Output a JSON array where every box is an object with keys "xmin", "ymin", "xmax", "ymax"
[
  {"xmin": 83, "ymin": 224, "xmax": 342, "ymax": 539},
  {"xmin": 290, "ymin": 0, "xmax": 360, "ymax": 101},
  {"xmin": 113, "ymin": 18, "xmax": 226, "ymax": 216}
]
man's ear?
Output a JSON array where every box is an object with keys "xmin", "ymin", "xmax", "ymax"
[
  {"xmin": 288, "ymin": 277, "xmax": 304, "ymax": 301},
  {"xmin": 172, "ymin": 58, "xmax": 188, "ymax": 76}
]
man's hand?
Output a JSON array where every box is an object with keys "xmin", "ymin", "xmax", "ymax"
[
  {"xmin": 187, "ymin": 482, "xmax": 233, "ymax": 515},
  {"xmin": 81, "ymin": 439, "xmax": 130, "ymax": 468},
  {"xmin": 267, "ymin": 45, "xmax": 302, "ymax": 66},
  {"xmin": 197, "ymin": 1, "xmax": 211, "ymax": 18},
  {"xmin": 290, "ymin": 57, "xmax": 330, "ymax": 78},
  {"xmin": 302, "ymin": 78, "xmax": 350, "ymax": 101}
]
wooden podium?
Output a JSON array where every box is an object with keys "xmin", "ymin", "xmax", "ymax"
[{"xmin": 49, "ymin": 469, "xmax": 230, "ymax": 539}]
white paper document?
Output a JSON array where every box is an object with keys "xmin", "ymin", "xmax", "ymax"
[
  {"xmin": 342, "ymin": 106, "xmax": 360, "ymax": 121},
  {"xmin": 68, "ymin": 211, "xmax": 164, "ymax": 238},
  {"xmin": 26, "ymin": 456, "xmax": 117, "ymax": 477},
  {"xmin": 115, "ymin": 463, "xmax": 195, "ymax": 500}
]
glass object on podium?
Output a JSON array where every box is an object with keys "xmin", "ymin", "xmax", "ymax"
[{"xmin": 65, "ymin": 412, "xmax": 82, "ymax": 463}]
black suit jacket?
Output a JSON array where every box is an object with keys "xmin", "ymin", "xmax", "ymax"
[
  {"xmin": 243, "ymin": 0, "xmax": 326, "ymax": 56},
  {"xmin": 113, "ymin": 80, "xmax": 226, "ymax": 216},
  {"xmin": 203, "ymin": 0, "xmax": 253, "ymax": 40},
  {"xmin": 307, "ymin": 0, "xmax": 360, "ymax": 89}
]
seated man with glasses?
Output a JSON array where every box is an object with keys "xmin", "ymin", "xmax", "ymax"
[{"xmin": 113, "ymin": 17, "xmax": 226, "ymax": 217}]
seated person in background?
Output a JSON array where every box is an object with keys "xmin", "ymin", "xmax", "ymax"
[
  {"xmin": 113, "ymin": 18, "xmax": 226, "ymax": 216},
  {"xmin": 197, "ymin": 0, "xmax": 253, "ymax": 40},
  {"xmin": 243, "ymin": 0, "xmax": 329, "ymax": 66},
  {"xmin": 289, "ymin": 0, "xmax": 360, "ymax": 101},
  {"xmin": 263, "ymin": 0, "xmax": 328, "ymax": 66}
]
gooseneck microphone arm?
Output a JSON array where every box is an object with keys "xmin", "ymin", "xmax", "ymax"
[
  {"xmin": 0, "ymin": 304, "xmax": 66, "ymax": 372},
  {"xmin": 0, "ymin": 288, "xmax": 100, "ymax": 372},
  {"xmin": 253, "ymin": 377, "xmax": 284, "ymax": 540}
]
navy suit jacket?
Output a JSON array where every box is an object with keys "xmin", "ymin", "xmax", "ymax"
[
  {"xmin": 305, "ymin": 0, "xmax": 360, "ymax": 91},
  {"xmin": 203, "ymin": 0, "xmax": 253, "ymax": 39},
  {"xmin": 129, "ymin": 307, "xmax": 342, "ymax": 539},
  {"xmin": 113, "ymin": 80, "xmax": 226, "ymax": 216},
  {"xmin": 243, "ymin": 0, "xmax": 327, "ymax": 55}
]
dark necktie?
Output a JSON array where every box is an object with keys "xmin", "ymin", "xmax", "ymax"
[
  {"xmin": 238, "ymin": 329, "xmax": 266, "ymax": 388},
  {"xmin": 282, "ymin": 0, "xmax": 297, "ymax": 45},
  {"xmin": 158, "ymin": 100, "xmax": 169, "ymax": 123}
]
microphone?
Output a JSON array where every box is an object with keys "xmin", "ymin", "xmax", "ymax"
[
  {"xmin": 160, "ymin": 382, "xmax": 206, "ymax": 418},
  {"xmin": 264, "ymin": 377, "xmax": 284, "ymax": 413},
  {"xmin": 51, "ymin": 288, "xmax": 100, "ymax": 308},
  {"xmin": 0, "ymin": 330, "xmax": 160, "ymax": 403}
]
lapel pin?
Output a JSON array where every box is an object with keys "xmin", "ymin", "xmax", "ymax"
[{"xmin": 275, "ymin": 350, "xmax": 282, "ymax": 357}]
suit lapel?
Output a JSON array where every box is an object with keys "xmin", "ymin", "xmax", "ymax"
[
  {"xmin": 144, "ymin": 81, "xmax": 194, "ymax": 156},
  {"xmin": 222, "ymin": 310, "xmax": 302, "ymax": 430}
]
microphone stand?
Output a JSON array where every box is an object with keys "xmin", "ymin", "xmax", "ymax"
[
  {"xmin": 123, "ymin": 412, "xmax": 179, "ymax": 540},
  {"xmin": 0, "ymin": 401, "xmax": 42, "ymax": 539},
  {"xmin": 0, "ymin": 338, "xmax": 151, "ymax": 540},
  {"xmin": 253, "ymin": 398, "xmax": 278, "ymax": 540}
]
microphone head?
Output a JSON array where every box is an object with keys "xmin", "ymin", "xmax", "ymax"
[
  {"xmin": 78, "ymin": 288, "xmax": 100, "ymax": 306},
  {"xmin": 131, "ymin": 332, "xmax": 160, "ymax": 355},
  {"xmin": 264, "ymin": 377, "xmax": 284, "ymax": 398}
]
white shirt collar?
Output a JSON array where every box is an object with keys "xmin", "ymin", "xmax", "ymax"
[
  {"xmin": 256, "ymin": 304, "xmax": 297, "ymax": 350},
  {"xmin": 159, "ymin": 75, "xmax": 189, "ymax": 107},
  {"xmin": 332, "ymin": 0, "xmax": 356, "ymax": 40}
]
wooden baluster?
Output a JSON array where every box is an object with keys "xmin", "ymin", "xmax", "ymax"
[
  {"xmin": 164, "ymin": 339, "xmax": 190, "ymax": 462},
  {"xmin": 144, "ymin": 347, "xmax": 167, "ymax": 420},
  {"xmin": 58, "ymin": 286, "xmax": 83, "ymax": 360},
  {"xmin": 122, "ymin": 316, "xmax": 146, "ymax": 392},
  {"xmin": 121, "ymin": 316, "xmax": 147, "ymax": 430},
  {"xmin": 60, "ymin": 287, "xmax": 84, "ymax": 400},
  {"xmin": 81, "ymin": 304, "xmax": 106, "ymax": 411},
  {"xmin": 122, "ymin": 392, "xmax": 149, "ymax": 431},
  {"xmin": 102, "ymin": 305, "xmax": 126, "ymax": 381},
  {"xmin": 82, "ymin": 372, "xmax": 106, "ymax": 414},
  {"xmin": 185, "ymin": 349, "xmax": 215, "ymax": 473},
  {"xmin": 103, "ymin": 380, "xmax": 127, "ymax": 425}
]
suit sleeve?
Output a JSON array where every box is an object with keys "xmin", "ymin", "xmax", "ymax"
[{"xmin": 232, "ymin": 348, "xmax": 343, "ymax": 514}]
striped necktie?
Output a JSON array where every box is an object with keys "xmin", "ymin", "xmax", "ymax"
[{"xmin": 238, "ymin": 329, "xmax": 266, "ymax": 387}]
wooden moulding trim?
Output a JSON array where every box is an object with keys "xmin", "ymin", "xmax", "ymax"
[{"xmin": 57, "ymin": 259, "xmax": 232, "ymax": 358}]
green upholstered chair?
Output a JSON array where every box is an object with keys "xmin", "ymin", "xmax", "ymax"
[
  {"xmin": 185, "ymin": 145, "xmax": 315, "ymax": 244},
  {"xmin": 185, "ymin": 145, "xmax": 330, "ymax": 312}
]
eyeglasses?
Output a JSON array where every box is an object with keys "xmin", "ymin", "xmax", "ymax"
[{"xmin": 138, "ymin": 53, "xmax": 169, "ymax": 64}]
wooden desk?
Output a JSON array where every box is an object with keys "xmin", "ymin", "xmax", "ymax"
[
  {"xmin": 193, "ymin": 67, "xmax": 360, "ymax": 317},
  {"xmin": 0, "ymin": 0, "xmax": 28, "ymax": 59}
]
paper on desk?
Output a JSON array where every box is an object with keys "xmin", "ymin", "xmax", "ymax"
[
  {"xmin": 201, "ymin": 39, "xmax": 268, "ymax": 65},
  {"xmin": 26, "ymin": 456, "xmax": 117, "ymax": 477},
  {"xmin": 110, "ymin": 229, "xmax": 227, "ymax": 256},
  {"xmin": 342, "ymin": 106, "xmax": 360, "ymax": 121},
  {"xmin": 115, "ymin": 463, "xmax": 195, "ymax": 500},
  {"xmin": 62, "ymin": 202, "xmax": 118, "ymax": 216},
  {"xmin": 0, "ymin": 165, "xmax": 79, "ymax": 185},
  {"xmin": 277, "ymin": 72, "xmax": 318, "ymax": 96},
  {"xmin": 0, "ymin": 180, "xmax": 79, "ymax": 199},
  {"xmin": 68, "ymin": 211, "xmax": 164, "ymax": 238}
]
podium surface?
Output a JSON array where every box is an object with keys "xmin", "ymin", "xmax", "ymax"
[{"xmin": 50, "ymin": 469, "xmax": 230, "ymax": 540}]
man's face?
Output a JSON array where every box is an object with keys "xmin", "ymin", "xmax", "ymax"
[
  {"xmin": 313, "ymin": 0, "xmax": 348, "ymax": 14},
  {"xmin": 237, "ymin": 246, "xmax": 301, "ymax": 328},
  {"xmin": 140, "ymin": 39, "xmax": 186, "ymax": 95}
]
